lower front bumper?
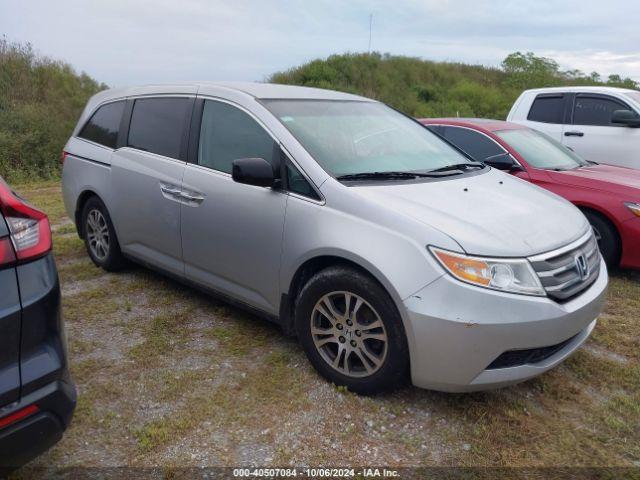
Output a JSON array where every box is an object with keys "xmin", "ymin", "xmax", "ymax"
[
  {"xmin": 403, "ymin": 259, "xmax": 608, "ymax": 392},
  {"xmin": 0, "ymin": 379, "xmax": 76, "ymax": 470}
]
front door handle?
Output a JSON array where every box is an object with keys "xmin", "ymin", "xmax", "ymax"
[{"xmin": 564, "ymin": 131, "xmax": 584, "ymax": 137}]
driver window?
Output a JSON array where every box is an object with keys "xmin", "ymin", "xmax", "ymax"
[
  {"xmin": 198, "ymin": 100, "xmax": 277, "ymax": 174},
  {"xmin": 572, "ymin": 95, "xmax": 637, "ymax": 126}
]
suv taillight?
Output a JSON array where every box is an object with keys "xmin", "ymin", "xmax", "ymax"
[{"xmin": 0, "ymin": 181, "xmax": 52, "ymax": 264}]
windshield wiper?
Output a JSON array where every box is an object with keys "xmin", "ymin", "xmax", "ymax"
[
  {"xmin": 427, "ymin": 162, "xmax": 485, "ymax": 173},
  {"xmin": 336, "ymin": 168, "xmax": 474, "ymax": 181},
  {"xmin": 337, "ymin": 171, "xmax": 425, "ymax": 181}
]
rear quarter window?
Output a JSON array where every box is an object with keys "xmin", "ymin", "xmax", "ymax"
[
  {"xmin": 527, "ymin": 95, "xmax": 565, "ymax": 124},
  {"xmin": 78, "ymin": 101, "xmax": 125, "ymax": 148}
]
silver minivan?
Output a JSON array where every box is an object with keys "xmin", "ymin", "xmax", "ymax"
[{"xmin": 62, "ymin": 82, "xmax": 608, "ymax": 394}]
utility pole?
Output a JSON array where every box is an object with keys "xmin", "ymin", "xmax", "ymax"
[{"xmin": 368, "ymin": 14, "xmax": 372, "ymax": 54}]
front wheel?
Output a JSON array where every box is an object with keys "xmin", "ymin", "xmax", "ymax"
[
  {"xmin": 583, "ymin": 211, "xmax": 620, "ymax": 269},
  {"xmin": 295, "ymin": 266, "xmax": 409, "ymax": 395}
]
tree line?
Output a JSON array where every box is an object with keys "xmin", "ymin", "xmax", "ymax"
[{"xmin": 0, "ymin": 38, "xmax": 637, "ymax": 182}]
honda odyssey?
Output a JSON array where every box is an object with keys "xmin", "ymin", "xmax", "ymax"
[{"xmin": 62, "ymin": 83, "xmax": 608, "ymax": 394}]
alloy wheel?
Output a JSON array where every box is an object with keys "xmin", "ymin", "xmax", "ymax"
[
  {"xmin": 310, "ymin": 291, "xmax": 388, "ymax": 378},
  {"xmin": 86, "ymin": 209, "xmax": 110, "ymax": 261}
]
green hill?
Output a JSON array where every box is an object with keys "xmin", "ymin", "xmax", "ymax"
[
  {"xmin": 269, "ymin": 51, "xmax": 638, "ymax": 119},
  {"xmin": 0, "ymin": 38, "xmax": 105, "ymax": 182},
  {"xmin": 1, "ymin": 40, "xmax": 637, "ymax": 182}
]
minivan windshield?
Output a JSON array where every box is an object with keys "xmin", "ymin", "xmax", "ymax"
[
  {"xmin": 495, "ymin": 128, "xmax": 589, "ymax": 171},
  {"xmin": 262, "ymin": 100, "xmax": 472, "ymax": 177}
]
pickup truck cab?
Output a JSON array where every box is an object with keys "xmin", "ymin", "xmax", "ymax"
[{"xmin": 507, "ymin": 86, "xmax": 640, "ymax": 169}]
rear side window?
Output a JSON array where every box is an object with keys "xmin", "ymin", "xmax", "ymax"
[
  {"xmin": 573, "ymin": 95, "xmax": 634, "ymax": 126},
  {"xmin": 198, "ymin": 100, "xmax": 277, "ymax": 174},
  {"xmin": 127, "ymin": 97, "xmax": 190, "ymax": 159},
  {"xmin": 527, "ymin": 95, "xmax": 565, "ymax": 124},
  {"xmin": 439, "ymin": 126, "xmax": 505, "ymax": 162},
  {"xmin": 79, "ymin": 101, "xmax": 125, "ymax": 148}
]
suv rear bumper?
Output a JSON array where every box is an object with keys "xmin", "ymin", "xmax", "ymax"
[{"xmin": 0, "ymin": 379, "xmax": 76, "ymax": 470}]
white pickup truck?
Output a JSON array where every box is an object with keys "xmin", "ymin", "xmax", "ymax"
[{"xmin": 507, "ymin": 86, "xmax": 640, "ymax": 169}]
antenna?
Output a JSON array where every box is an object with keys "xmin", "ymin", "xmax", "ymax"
[{"xmin": 368, "ymin": 13, "xmax": 373, "ymax": 54}]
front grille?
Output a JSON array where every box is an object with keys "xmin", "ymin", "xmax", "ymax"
[
  {"xmin": 487, "ymin": 334, "xmax": 578, "ymax": 369},
  {"xmin": 529, "ymin": 231, "xmax": 600, "ymax": 302}
]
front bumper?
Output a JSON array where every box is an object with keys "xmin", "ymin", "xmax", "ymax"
[
  {"xmin": 0, "ymin": 379, "xmax": 76, "ymax": 470},
  {"xmin": 403, "ymin": 259, "xmax": 608, "ymax": 392}
]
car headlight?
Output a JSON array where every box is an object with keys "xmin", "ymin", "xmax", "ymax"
[
  {"xmin": 624, "ymin": 202, "xmax": 640, "ymax": 217},
  {"xmin": 429, "ymin": 246, "xmax": 545, "ymax": 296}
]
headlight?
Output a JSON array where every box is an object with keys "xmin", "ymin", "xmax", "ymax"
[
  {"xmin": 624, "ymin": 202, "xmax": 640, "ymax": 217},
  {"xmin": 429, "ymin": 246, "xmax": 545, "ymax": 296}
]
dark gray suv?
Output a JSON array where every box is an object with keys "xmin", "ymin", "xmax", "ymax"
[{"xmin": 0, "ymin": 177, "xmax": 76, "ymax": 471}]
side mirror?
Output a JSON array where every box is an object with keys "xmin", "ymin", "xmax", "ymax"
[
  {"xmin": 611, "ymin": 109, "xmax": 640, "ymax": 127},
  {"xmin": 484, "ymin": 153, "xmax": 520, "ymax": 172},
  {"xmin": 231, "ymin": 158, "xmax": 276, "ymax": 187}
]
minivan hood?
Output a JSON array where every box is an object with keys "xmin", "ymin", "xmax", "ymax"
[{"xmin": 353, "ymin": 169, "xmax": 589, "ymax": 257}]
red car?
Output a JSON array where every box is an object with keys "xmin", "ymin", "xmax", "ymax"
[{"xmin": 419, "ymin": 118, "xmax": 640, "ymax": 269}]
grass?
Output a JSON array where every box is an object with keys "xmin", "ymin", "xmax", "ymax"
[{"xmin": 9, "ymin": 180, "xmax": 640, "ymax": 473}]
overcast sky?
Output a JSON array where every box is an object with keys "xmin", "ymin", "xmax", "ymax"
[{"xmin": 1, "ymin": 0, "xmax": 639, "ymax": 87}]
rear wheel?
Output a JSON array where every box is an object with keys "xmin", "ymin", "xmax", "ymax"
[
  {"xmin": 583, "ymin": 210, "xmax": 619, "ymax": 269},
  {"xmin": 295, "ymin": 266, "xmax": 409, "ymax": 395},
  {"xmin": 81, "ymin": 196, "xmax": 127, "ymax": 271}
]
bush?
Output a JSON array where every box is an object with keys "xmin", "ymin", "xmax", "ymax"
[
  {"xmin": 0, "ymin": 38, "xmax": 106, "ymax": 182},
  {"xmin": 268, "ymin": 51, "xmax": 638, "ymax": 120},
  {"xmin": 1, "ymin": 41, "xmax": 637, "ymax": 181}
]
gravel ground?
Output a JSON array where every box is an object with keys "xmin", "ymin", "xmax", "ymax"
[{"xmin": 10, "ymin": 182, "xmax": 640, "ymax": 478}]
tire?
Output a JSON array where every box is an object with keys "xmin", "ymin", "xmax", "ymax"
[
  {"xmin": 295, "ymin": 266, "xmax": 409, "ymax": 395},
  {"xmin": 583, "ymin": 210, "xmax": 620, "ymax": 269},
  {"xmin": 81, "ymin": 196, "xmax": 127, "ymax": 271}
]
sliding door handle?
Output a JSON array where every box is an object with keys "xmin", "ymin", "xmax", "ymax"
[
  {"xmin": 180, "ymin": 192, "xmax": 205, "ymax": 204},
  {"xmin": 564, "ymin": 131, "xmax": 584, "ymax": 137},
  {"xmin": 159, "ymin": 182, "xmax": 183, "ymax": 198}
]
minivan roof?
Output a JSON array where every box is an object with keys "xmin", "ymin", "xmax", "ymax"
[{"xmin": 89, "ymin": 81, "xmax": 370, "ymax": 104}]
